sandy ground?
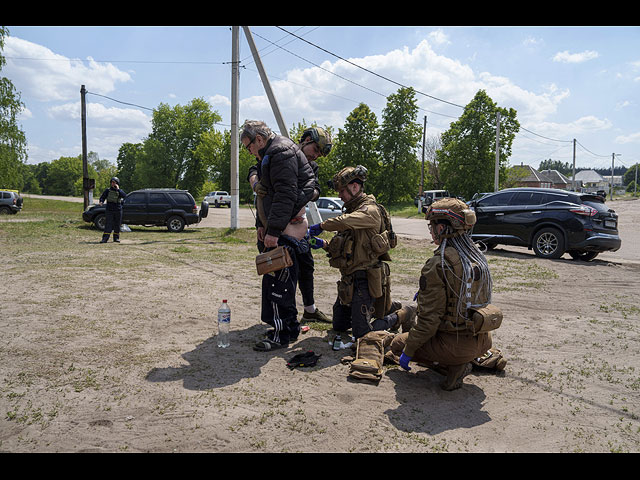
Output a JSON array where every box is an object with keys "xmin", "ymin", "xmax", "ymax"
[{"xmin": 1, "ymin": 196, "xmax": 639, "ymax": 452}]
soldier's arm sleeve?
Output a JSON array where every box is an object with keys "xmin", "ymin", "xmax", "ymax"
[
  {"xmin": 402, "ymin": 257, "xmax": 447, "ymax": 358},
  {"xmin": 321, "ymin": 204, "xmax": 380, "ymax": 232}
]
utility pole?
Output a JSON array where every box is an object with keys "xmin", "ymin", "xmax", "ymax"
[
  {"xmin": 572, "ymin": 139, "xmax": 576, "ymax": 191},
  {"xmin": 611, "ymin": 153, "xmax": 620, "ymax": 201},
  {"xmin": 242, "ymin": 26, "xmax": 288, "ymax": 138},
  {"xmin": 494, "ymin": 112, "xmax": 500, "ymax": 192},
  {"xmin": 230, "ymin": 27, "xmax": 240, "ymax": 230},
  {"xmin": 80, "ymin": 85, "xmax": 89, "ymax": 210},
  {"xmin": 419, "ymin": 115, "xmax": 426, "ymax": 211},
  {"xmin": 635, "ymin": 164, "xmax": 638, "ymax": 196}
]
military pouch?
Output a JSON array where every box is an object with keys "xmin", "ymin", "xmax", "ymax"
[
  {"xmin": 468, "ymin": 304, "xmax": 503, "ymax": 335},
  {"xmin": 256, "ymin": 246, "xmax": 293, "ymax": 275},
  {"xmin": 337, "ymin": 275, "xmax": 354, "ymax": 305},
  {"xmin": 366, "ymin": 264, "xmax": 384, "ymax": 299},
  {"xmin": 349, "ymin": 331, "xmax": 394, "ymax": 383},
  {"xmin": 370, "ymin": 231, "xmax": 391, "ymax": 254}
]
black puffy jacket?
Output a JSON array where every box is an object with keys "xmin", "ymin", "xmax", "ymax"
[{"xmin": 253, "ymin": 135, "xmax": 316, "ymax": 237}]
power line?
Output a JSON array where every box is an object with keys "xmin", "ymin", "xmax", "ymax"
[{"xmin": 276, "ymin": 26, "xmax": 466, "ymax": 110}]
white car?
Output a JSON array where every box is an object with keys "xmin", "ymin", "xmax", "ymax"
[
  {"xmin": 306, "ymin": 197, "xmax": 344, "ymax": 222},
  {"xmin": 204, "ymin": 191, "xmax": 231, "ymax": 208}
]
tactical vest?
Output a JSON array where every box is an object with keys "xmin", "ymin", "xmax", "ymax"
[{"xmin": 107, "ymin": 189, "xmax": 120, "ymax": 203}]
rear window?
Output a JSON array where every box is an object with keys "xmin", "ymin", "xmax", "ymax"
[
  {"xmin": 149, "ymin": 193, "xmax": 170, "ymax": 204},
  {"xmin": 169, "ymin": 193, "xmax": 193, "ymax": 205}
]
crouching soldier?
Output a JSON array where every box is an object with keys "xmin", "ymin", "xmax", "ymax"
[
  {"xmin": 388, "ymin": 198, "xmax": 507, "ymax": 391},
  {"xmin": 308, "ymin": 165, "xmax": 415, "ymax": 341}
]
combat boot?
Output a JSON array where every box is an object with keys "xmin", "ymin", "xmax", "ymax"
[
  {"xmin": 100, "ymin": 234, "xmax": 109, "ymax": 243},
  {"xmin": 441, "ymin": 362, "xmax": 472, "ymax": 391},
  {"xmin": 392, "ymin": 305, "xmax": 417, "ymax": 332},
  {"xmin": 113, "ymin": 234, "xmax": 120, "ymax": 243},
  {"xmin": 302, "ymin": 308, "xmax": 331, "ymax": 323}
]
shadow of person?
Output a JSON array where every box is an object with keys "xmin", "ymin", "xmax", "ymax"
[
  {"xmin": 145, "ymin": 325, "xmax": 343, "ymax": 391},
  {"xmin": 383, "ymin": 368, "xmax": 491, "ymax": 435}
]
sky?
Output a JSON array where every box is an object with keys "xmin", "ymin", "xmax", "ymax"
[{"xmin": 3, "ymin": 25, "xmax": 640, "ymax": 173}]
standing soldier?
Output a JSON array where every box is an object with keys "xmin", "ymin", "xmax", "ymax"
[
  {"xmin": 389, "ymin": 198, "xmax": 507, "ymax": 391},
  {"xmin": 99, "ymin": 177, "xmax": 126, "ymax": 243},
  {"xmin": 248, "ymin": 126, "xmax": 332, "ymax": 324},
  {"xmin": 308, "ymin": 165, "xmax": 415, "ymax": 340}
]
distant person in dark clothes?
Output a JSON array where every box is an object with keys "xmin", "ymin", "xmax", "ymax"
[{"xmin": 99, "ymin": 177, "xmax": 126, "ymax": 243}]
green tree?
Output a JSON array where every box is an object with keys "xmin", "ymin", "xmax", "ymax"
[
  {"xmin": 46, "ymin": 155, "xmax": 97, "ymax": 196},
  {"xmin": 623, "ymin": 163, "xmax": 639, "ymax": 186},
  {"xmin": 116, "ymin": 142, "xmax": 142, "ymax": 190},
  {"xmin": 376, "ymin": 87, "xmax": 422, "ymax": 205},
  {"xmin": 135, "ymin": 98, "xmax": 221, "ymax": 195},
  {"xmin": 0, "ymin": 27, "xmax": 28, "ymax": 190},
  {"xmin": 436, "ymin": 90, "xmax": 519, "ymax": 200},
  {"xmin": 331, "ymin": 103, "xmax": 379, "ymax": 195},
  {"xmin": 539, "ymin": 158, "xmax": 572, "ymax": 176}
]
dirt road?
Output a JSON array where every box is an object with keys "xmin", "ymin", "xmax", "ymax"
[{"xmin": 3, "ymin": 196, "xmax": 638, "ymax": 452}]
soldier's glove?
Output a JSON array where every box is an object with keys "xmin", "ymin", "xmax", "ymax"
[
  {"xmin": 399, "ymin": 353, "xmax": 412, "ymax": 371},
  {"xmin": 309, "ymin": 223, "xmax": 323, "ymax": 237},
  {"xmin": 254, "ymin": 181, "xmax": 268, "ymax": 197},
  {"xmin": 309, "ymin": 237, "xmax": 325, "ymax": 249}
]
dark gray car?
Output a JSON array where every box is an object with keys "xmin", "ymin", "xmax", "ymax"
[{"xmin": 0, "ymin": 190, "xmax": 23, "ymax": 214}]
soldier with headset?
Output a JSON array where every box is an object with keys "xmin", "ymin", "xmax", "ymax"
[
  {"xmin": 308, "ymin": 165, "xmax": 416, "ymax": 341},
  {"xmin": 98, "ymin": 177, "xmax": 126, "ymax": 243}
]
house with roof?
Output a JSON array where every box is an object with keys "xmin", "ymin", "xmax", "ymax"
[
  {"xmin": 510, "ymin": 163, "xmax": 553, "ymax": 188},
  {"xmin": 539, "ymin": 169, "xmax": 573, "ymax": 189},
  {"xmin": 575, "ymin": 170, "xmax": 608, "ymax": 192}
]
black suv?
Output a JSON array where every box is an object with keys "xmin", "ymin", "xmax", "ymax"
[
  {"xmin": 468, "ymin": 187, "xmax": 621, "ymax": 261},
  {"xmin": 82, "ymin": 188, "xmax": 208, "ymax": 232}
]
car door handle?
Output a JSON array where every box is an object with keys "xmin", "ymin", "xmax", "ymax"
[
  {"xmin": 495, "ymin": 213, "xmax": 504, "ymax": 216},
  {"xmin": 532, "ymin": 211, "xmax": 542, "ymax": 214}
]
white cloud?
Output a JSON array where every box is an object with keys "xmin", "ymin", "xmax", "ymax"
[
  {"xmin": 553, "ymin": 50, "xmax": 599, "ymax": 64},
  {"xmin": 427, "ymin": 29, "xmax": 450, "ymax": 46},
  {"xmin": 4, "ymin": 36, "xmax": 131, "ymax": 102},
  {"xmin": 615, "ymin": 131, "xmax": 640, "ymax": 144}
]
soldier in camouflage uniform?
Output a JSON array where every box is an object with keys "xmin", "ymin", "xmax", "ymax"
[
  {"xmin": 389, "ymin": 197, "xmax": 506, "ymax": 391},
  {"xmin": 308, "ymin": 166, "xmax": 416, "ymax": 340}
]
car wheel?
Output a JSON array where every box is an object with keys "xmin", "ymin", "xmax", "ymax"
[
  {"xmin": 94, "ymin": 214, "xmax": 106, "ymax": 230},
  {"xmin": 0, "ymin": 206, "xmax": 10, "ymax": 215},
  {"xmin": 214, "ymin": 201, "xmax": 219, "ymax": 208},
  {"xmin": 568, "ymin": 250, "xmax": 599, "ymax": 261},
  {"xmin": 532, "ymin": 227, "xmax": 564, "ymax": 259},
  {"xmin": 167, "ymin": 215, "xmax": 185, "ymax": 232}
]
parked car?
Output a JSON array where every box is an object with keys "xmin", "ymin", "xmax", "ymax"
[
  {"xmin": 415, "ymin": 189, "xmax": 450, "ymax": 207},
  {"xmin": 0, "ymin": 190, "xmax": 23, "ymax": 214},
  {"xmin": 204, "ymin": 191, "xmax": 231, "ymax": 208},
  {"xmin": 82, "ymin": 188, "xmax": 208, "ymax": 232},
  {"xmin": 468, "ymin": 187, "xmax": 621, "ymax": 261},
  {"xmin": 306, "ymin": 197, "xmax": 344, "ymax": 222}
]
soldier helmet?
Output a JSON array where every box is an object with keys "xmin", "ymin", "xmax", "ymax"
[
  {"xmin": 300, "ymin": 127, "xmax": 332, "ymax": 157},
  {"xmin": 330, "ymin": 165, "xmax": 368, "ymax": 190},
  {"xmin": 110, "ymin": 177, "xmax": 120, "ymax": 185},
  {"xmin": 425, "ymin": 197, "xmax": 476, "ymax": 233}
]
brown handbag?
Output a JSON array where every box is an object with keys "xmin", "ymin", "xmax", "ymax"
[{"xmin": 255, "ymin": 246, "xmax": 293, "ymax": 275}]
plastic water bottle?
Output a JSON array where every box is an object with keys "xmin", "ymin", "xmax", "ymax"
[{"xmin": 217, "ymin": 300, "xmax": 231, "ymax": 348}]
